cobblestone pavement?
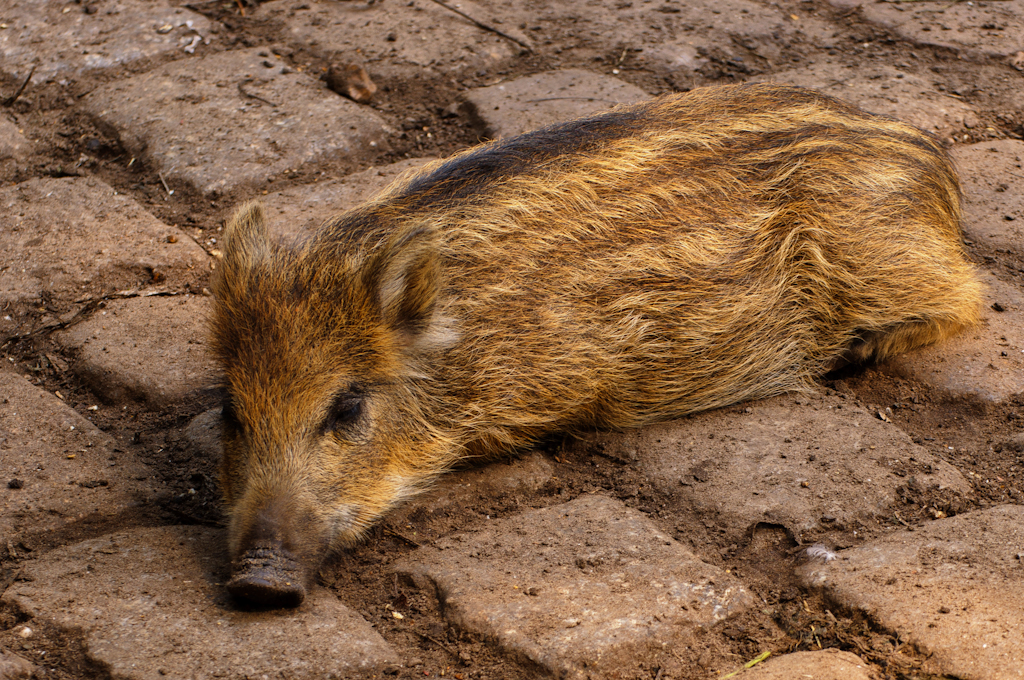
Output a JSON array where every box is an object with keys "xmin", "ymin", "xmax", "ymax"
[{"xmin": 1, "ymin": 0, "xmax": 1023, "ymax": 678}]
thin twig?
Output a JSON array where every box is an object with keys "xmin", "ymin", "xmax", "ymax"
[
  {"xmin": 158, "ymin": 172, "xmax": 174, "ymax": 196},
  {"xmin": 416, "ymin": 632, "xmax": 460, "ymax": 659},
  {"xmin": 425, "ymin": 0, "xmax": 532, "ymax": 52},
  {"xmin": 524, "ymin": 97, "xmax": 625, "ymax": 104},
  {"xmin": 1, "ymin": 290, "xmax": 183, "ymax": 348},
  {"xmin": 4, "ymin": 65, "xmax": 36, "ymax": 107},
  {"xmin": 238, "ymin": 78, "xmax": 277, "ymax": 106},
  {"xmin": 383, "ymin": 525, "xmax": 421, "ymax": 548},
  {"xmin": 183, "ymin": 0, "xmax": 225, "ymax": 8}
]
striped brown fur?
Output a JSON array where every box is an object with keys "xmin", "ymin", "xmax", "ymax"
[{"xmin": 210, "ymin": 82, "xmax": 981, "ymax": 607}]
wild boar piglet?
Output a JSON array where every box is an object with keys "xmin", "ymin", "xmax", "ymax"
[{"xmin": 210, "ymin": 82, "xmax": 981, "ymax": 608}]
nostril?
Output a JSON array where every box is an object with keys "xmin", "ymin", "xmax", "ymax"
[
  {"xmin": 227, "ymin": 573, "xmax": 305, "ymax": 608},
  {"xmin": 227, "ymin": 546, "xmax": 306, "ymax": 608}
]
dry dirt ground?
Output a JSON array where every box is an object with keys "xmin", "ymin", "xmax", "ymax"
[{"xmin": 2, "ymin": 0, "xmax": 1024, "ymax": 678}]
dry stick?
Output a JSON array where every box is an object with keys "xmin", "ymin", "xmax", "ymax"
[
  {"xmin": 238, "ymin": 79, "xmax": 277, "ymax": 106},
  {"xmin": 416, "ymin": 632, "xmax": 461, "ymax": 660},
  {"xmin": 3, "ymin": 65, "xmax": 36, "ymax": 107},
  {"xmin": 425, "ymin": 0, "xmax": 532, "ymax": 52},
  {"xmin": 158, "ymin": 172, "xmax": 174, "ymax": 196},
  {"xmin": 183, "ymin": 0, "xmax": 225, "ymax": 10},
  {"xmin": 383, "ymin": 525, "xmax": 421, "ymax": 548},
  {"xmin": 0, "ymin": 290, "xmax": 182, "ymax": 348},
  {"xmin": 525, "ymin": 97, "xmax": 624, "ymax": 104}
]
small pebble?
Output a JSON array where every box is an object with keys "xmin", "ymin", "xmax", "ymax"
[{"xmin": 19, "ymin": 626, "xmax": 32, "ymax": 638}]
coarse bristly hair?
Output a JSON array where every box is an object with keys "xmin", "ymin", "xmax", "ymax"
[{"xmin": 209, "ymin": 82, "xmax": 982, "ymax": 605}]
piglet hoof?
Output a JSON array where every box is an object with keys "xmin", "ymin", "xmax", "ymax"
[{"xmin": 227, "ymin": 546, "xmax": 306, "ymax": 608}]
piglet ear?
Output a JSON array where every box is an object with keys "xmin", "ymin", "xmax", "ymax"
[
  {"xmin": 221, "ymin": 201, "xmax": 270, "ymax": 274},
  {"xmin": 362, "ymin": 224, "xmax": 444, "ymax": 349}
]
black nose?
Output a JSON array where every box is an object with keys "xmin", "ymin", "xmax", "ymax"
[{"xmin": 227, "ymin": 546, "xmax": 306, "ymax": 608}]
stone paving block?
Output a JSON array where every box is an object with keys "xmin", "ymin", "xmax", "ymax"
[
  {"xmin": 260, "ymin": 157, "xmax": 434, "ymax": 242},
  {"xmin": 54, "ymin": 294, "xmax": 217, "ymax": 407},
  {"xmin": 396, "ymin": 494, "xmax": 753, "ymax": 679},
  {"xmin": 825, "ymin": 0, "xmax": 1024, "ymax": 59},
  {"xmin": 0, "ymin": 0, "xmax": 216, "ymax": 81},
  {"xmin": 2, "ymin": 526, "xmax": 400, "ymax": 679},
  {"xmin": 0, "ymin": 176, "xmax": 209, "ymax": 327},
  {"xmin": 758, "ymin": 62, "xmax": 977, "ymax": 139},
  {"xmin": 744, "ymin": 649, "xmax": 878, "ymax": 680},
  {"xmin": 0, "ymin": 115, "xmax": 32, "ymax": 161},
  {"xmin": 0, "ymin": 650, "xmax": 34, "ymax": 680},
  {"xmin": 488, "ymin": 0, "xmax": 835, "ymax": 76},
  {"xmin": 82, "ymin": 48, "xmax": 390, "ymax": 197},
  {"xmin": 183, "ymin": 406, "xmax": 222, "ymax": 461},
  {"xmin": 462, "ymin": 69, "xmax": 650, "ymax": 140},
  {"xmin": 257, "ymin": 0, "xmax": 524, "ymax": 80},
  {"xmin": 954, "ymin": 140, "xmax": 1024, "ymax": 253},
  {"xmin": 579, "ymin": 392, "xmax": 970, "ymax": 543},
  {"xmin": 884, "ymin": 270, "xmax": 1024, "ymax": 402},
  {"xmin": 799, "ymin": 505, "xmax": 1024, "ymax": 680},
  {"xmin": 0, "ymin": 365, "xmax": 152, "ymax": 544}
]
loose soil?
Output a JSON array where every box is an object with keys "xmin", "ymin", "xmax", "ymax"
[{"xmin": 2, "ymin": 0, "xmax": 1023, "ymax": 678}]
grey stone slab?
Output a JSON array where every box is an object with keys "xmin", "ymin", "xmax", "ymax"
[
  {"xmin": 2, "ymin": 526, "xmax": 400, "ymax": 680},
  {"xmin": 260, "ymin": 157, "xmax": 434, "ymax": 242},
  {"xmin": 54, "ymin": 294, "xmax": 217, "ymax": 407},
  {"xmin": 743, "ymin": 650, "xmax": 876, "ymax": 680},
  {"xmin": 0, "ymin": 176, "xmax": 210, "ymax": 326},
  {"xmin": 0, "ymin": 0, "xmax": 216, "ymax": 81},
  {"xmin": 82, "ymin": 48, "xmax": 390, "ymax": 197},
  {"xmin": 0, "ymin": 365, "xmax": 152, "ymax": 543},
  {"xmin": 884, "ymin": 270, "xmax": 1024, "ymax": 402},
  {"xmin": 396, "ymin": 494, "xmax": 753, "ymax": 679},
  {"xmin": 489, "ymin": 0, "xmax": 835, "ymax": 76},
  {"xmin": 183, "ymin": 406, "xmax": 222, "ymax": 461},
  {"xmin": 462, "ymin": 69, "xmax": 650, "ymax": 139},
  {"xmin": 0, "ymin": 115, "xmax": 32, "ymax": 161},
  {"xmin": 799, "ymin": 505, "xmax": 1024, "ymax": 680},
  {"xmin": 581, "ymin": 392, "xmax": 969, "ymax": 543},
  {"xmin": 256, "ymin": 0, "xmax": 524, "ymax": 80},
  {"xmin": 826, "ymin": 0, "xmax": 1024, "ymax": 59},
  {"xmin": 758, "ymin": 62, "xmax": 978, "ymax": 139},
  {"xmin": 954, "ymin": 140, "xmax": 1024, "ymax": 253},
  {"xmin": 0, "ymin": 650, "xmax": 34, "ymax": 680}
]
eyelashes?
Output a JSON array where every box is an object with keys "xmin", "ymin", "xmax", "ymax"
[{"xmin": 321, "ymin": 390, "xmax": 365, "ymax": 434}]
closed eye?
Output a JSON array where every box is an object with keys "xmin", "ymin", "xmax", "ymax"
[{"xmin": 322, "ymin": 391, "xmax": 364, "ymax": 434}]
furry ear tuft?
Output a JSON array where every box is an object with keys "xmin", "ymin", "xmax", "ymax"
[
  {"xmin": 362, "ymin": 225, "xmax": 445, "ymax": 349},
  {"xmin": 221, "ymin": 201, "xmax": 270, "ymax": 274}
]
